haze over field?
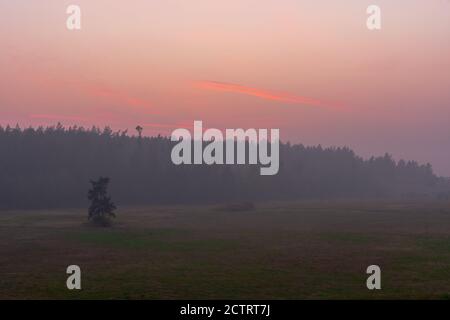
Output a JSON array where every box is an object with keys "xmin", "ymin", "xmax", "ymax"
[{"xmin": 1, "ymin": 1, "xmax": 449, "ymax": 174}]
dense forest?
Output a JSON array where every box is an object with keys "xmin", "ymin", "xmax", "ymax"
[{"xmin": 0, "ymin": 124, "xmax": 449, "ymax": 209}]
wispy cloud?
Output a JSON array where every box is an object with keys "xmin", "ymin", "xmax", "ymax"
[
  {"xmin": 29, "ymin": 114, "xmax": 91, "ymax": 122},
  {"xmin": 86, "ymin": 85, "xmax": 154, "ymax": 111},
  {"xmin": 142, "ymin": 122, "xmax": 189, "ymax": 128},
  {"xmin": 195, "ymin": 81, "xmax": 344, "ymax": 109}
]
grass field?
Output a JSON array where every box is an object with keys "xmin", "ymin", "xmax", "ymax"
[{"xmin": 1, "ymin": 200, "xmax": 450, "ymax": 299}]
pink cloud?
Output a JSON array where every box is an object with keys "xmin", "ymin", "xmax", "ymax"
[
  {"xmin": 142, "ymin": 121, "xmax": 193, "ymax": 130},
  {"xmin": 29, "ymin": 114, "xmax": 91, "ymax": 122},
  {"xmin": 195, "ymin": 80, "xmax": 344, "ymax": 109},
  {"xmin": 86, "ymin": 85, "xmax": 154, "ymax": 111}
]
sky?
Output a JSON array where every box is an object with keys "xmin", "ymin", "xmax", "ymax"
[{"xmin": 1, "ymin": 0, "xmax": 450, "ymax": 175}]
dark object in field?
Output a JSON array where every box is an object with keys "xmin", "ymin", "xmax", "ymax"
[
  {"xmin": 88, "ymin": 177, "xmax": 116, "ymax": 227},
  {"xmin": 216, "ymin": 202, "xmax": 255, "ymax": 212}
]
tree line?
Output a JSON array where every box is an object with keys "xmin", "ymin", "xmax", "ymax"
[{"xmin": 0, "ymin": 124, "xmax": 448, "ymax": 209}]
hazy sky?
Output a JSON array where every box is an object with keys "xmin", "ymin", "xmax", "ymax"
[{"xmin": 1, "ymin": 1, "xmax": 450, "ymax": 175}]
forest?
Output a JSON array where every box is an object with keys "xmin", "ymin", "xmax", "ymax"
[{"xmin": 0, "ymin": 124, "xmax": 448, "ymax": 209}]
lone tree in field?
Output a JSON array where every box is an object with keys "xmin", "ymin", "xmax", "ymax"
[{"xmin": 88, "ymin": 177, "xmax": 116, "ymax": 226}]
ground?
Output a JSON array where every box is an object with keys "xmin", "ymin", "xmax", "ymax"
[{"xmin": 1, "ymin": 200, "xmax": 450, "ymax": 299}]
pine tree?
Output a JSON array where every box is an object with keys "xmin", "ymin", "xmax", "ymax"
[{"xmin": 87, "ymin": 177, "xmax": 116, "ymax": 226}]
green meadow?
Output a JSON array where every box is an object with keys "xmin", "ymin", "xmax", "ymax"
[{"xmin": 1, "ymin": 201, "xmax": 450, "ymax": 299}]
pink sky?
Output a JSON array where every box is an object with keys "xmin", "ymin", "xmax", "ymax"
[{"xmin": 1, "ymin": 1, "xmax": 450, "ymax": 175}]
